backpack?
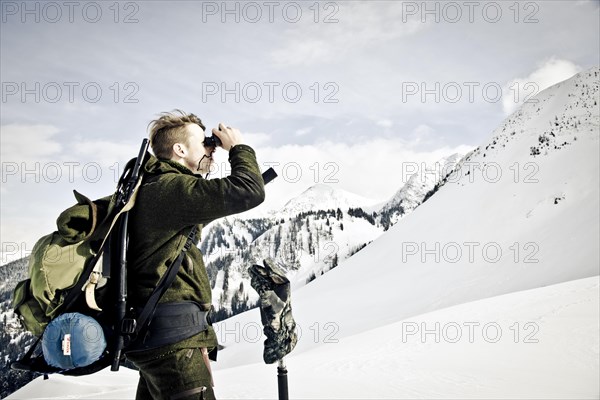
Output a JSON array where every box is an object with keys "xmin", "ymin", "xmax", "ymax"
[{"xmin": 10, "ymin": 139, "xmax": 201, "ymax": 376}]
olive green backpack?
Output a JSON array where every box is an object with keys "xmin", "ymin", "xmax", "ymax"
[
  {"xmin": 12, "ymin": 190, "xmax": 114, "ymax": 337},
  {"xmin": 11, "ymin": 139, "xmax": 151, "ymax": 375}
]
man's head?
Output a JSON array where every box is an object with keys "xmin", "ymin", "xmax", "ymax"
[{"xmin": 148, "ymin": 110, "xmax": 215, "ymax": 174}]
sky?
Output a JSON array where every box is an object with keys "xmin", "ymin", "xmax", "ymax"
[{"xmin": 1, "ymin": 0, "xmax": 599, "ymax": 264}]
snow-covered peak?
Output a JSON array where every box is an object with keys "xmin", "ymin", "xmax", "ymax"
[
  {"xmin": 280, "ymin": 183, "xmax": 377, "ymax": 216},
  {"xmin": 473, "ymin": 66, "xmax": 599, "ymax": 161},
  {"xmin": 379, "ymin": 153, "xmax": 463, "ymax": 216}
]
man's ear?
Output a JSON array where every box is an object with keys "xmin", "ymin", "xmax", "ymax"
[{"xmin": 172, "ymin": 143, "xmax": 186, "ymax": 158}]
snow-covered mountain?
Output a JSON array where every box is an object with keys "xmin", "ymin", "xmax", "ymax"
[
  {"xmin": 201, "ymin": 186, "xmax": 385, "ymax": 318},
  {"xmin": 0, "ymin": 258, "xmax": 37, "ymax": 398},
  {"xmin": 5, "ymin": 67, "xmax": 600, "ymax": 399},
  {"xmin": 377, "ymin": 153, "xmax": 463, "ymax": 229},
  {"xmin": 204, "ymin": 65, "xmax": 598, "ymax": 344},
  {"xmin": 279, "ymin": 184, "xmax": 377, "ymax": 216},
  {"xmin": 202, "ymin": 164, "xmax": 458, "ymax": 318},
  {"xmin": 210, "ymin": 66, "xmax": 600, "ymax": 394}
]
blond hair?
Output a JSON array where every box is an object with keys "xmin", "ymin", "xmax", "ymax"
[{"xmin": 148, "ymin": 110, "xmax": 205, "ymax": 159}]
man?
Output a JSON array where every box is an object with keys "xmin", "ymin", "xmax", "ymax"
[{"xmin": 125, "ymin": 110, "xmax": 265, "ymax": 399}]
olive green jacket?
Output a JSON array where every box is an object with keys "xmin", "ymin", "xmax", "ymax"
[{"xmin": 127, "ymin": 144, "xmax": 265, "ymax": 352}]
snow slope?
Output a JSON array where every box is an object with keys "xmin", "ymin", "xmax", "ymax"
[
  {"xmin": 8, "ymin": 277, "xmax": 599, "ymax": 399},
  {"xmin": 213, "ymin": 277, "xmax": 599, "ymax": 399}
]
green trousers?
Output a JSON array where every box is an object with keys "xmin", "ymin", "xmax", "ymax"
[{"xmin": 128, "ymin": 347, "xmax": 215, "ymax": 400}]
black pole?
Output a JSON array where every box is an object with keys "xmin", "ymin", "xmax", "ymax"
[
  {"xmin": 277, "ymin": 359, "xmax": 289, "ymax": 400},
  {"xmin": 111, "ymin": 214, "xmax": 129, "ymax": 371}
]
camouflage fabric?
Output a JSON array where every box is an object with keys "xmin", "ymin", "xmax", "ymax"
[{"xmin": 249, "ymin": 259, "xmax": 298, "ymax": 364}]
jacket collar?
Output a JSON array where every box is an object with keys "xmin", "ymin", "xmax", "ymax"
[{"xmin": 144, "ymin": 154, "xmax": 197, "ymax": 176}]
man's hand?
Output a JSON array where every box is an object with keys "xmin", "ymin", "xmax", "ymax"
[{"xmin": 212, "ymin": 123, "xmax": 242, "ymax": 151}]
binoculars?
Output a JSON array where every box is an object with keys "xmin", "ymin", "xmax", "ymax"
[{"xmin": 203, "ymin": 134, "xmax": 222, "ymax": 148}]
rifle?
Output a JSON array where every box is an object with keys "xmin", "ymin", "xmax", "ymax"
[{"xmin": 111, "ymin": 138, "xmax": 149, "ymax": 371}]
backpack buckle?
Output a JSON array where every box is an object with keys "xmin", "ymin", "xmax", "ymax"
[{"xmin": 121, "ymin": 318, "xmax": 137, "ymax": 335}]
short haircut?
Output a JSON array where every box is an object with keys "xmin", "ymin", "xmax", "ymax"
[{"xmin": 148, "ymin": 109, "xmax": 205, "ymax": 159}]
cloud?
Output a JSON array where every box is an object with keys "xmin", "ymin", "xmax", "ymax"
[
  {"xmin": 68, "ymin": 139, "xmax": 147, "ymax": 168},
  {"xmin": 376, "ymin": 119, "xmax": 393, "ymax": 129},
  {"xmin": 0, "ymin": 124, "xmax": 62, "ymax": 163},
  {"xmin": 502, "ymin": 58, "xmax": 582, "ymax": 115},
  {"xmin": 295, "ymin": 127, "xmax": 313, "ymax": 136},
  {"xmin": 243, "ymin": 132, "xmax": 272, "ymax": 147},
  {"xmin": 271, "ymin": 2, "xmax": 427, "ymax": 67},
  {"xmin": 412, "ymin": 124, "xmax": 435, "ymax": 138}
]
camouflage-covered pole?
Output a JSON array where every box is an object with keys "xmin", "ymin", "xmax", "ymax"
[{"xmin": 249, "ymin": 259, "xmax": 298, "ymax": 400}]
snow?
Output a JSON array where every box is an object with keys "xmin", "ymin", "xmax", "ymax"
[
  {"xmin": 213, "ymin": 277, "xmax": 599, "ymax": 399},
  {"xmin": 6, "ymin": 367, "xmax": 139, "ymax": 399},
  {"xmin": 6, "ymin": 68, "xmax": 599, "ymax": 399},
  {"xmin": 8, "ymin": 277, "xmax": 599, "ymax": 399}
]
